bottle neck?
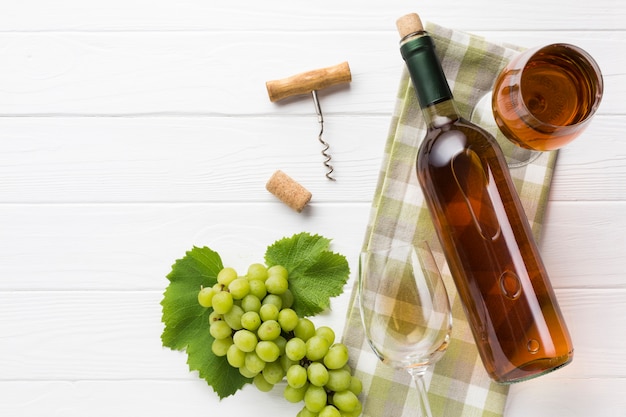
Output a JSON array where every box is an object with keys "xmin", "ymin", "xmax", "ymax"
[{"xmin": 400, "ymin": 32, "xmax": 461, "ymax": 128}]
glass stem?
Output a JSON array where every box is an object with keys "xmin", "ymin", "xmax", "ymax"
[{"xmin": 408, "ymin": 368, "xmax": 433, "ymax": 417}]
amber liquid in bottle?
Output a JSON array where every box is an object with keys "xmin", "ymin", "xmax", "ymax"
[
  {"xmin": 397, "ymin": 14, "xmax": 573, "ymax": 383},
  {"xmin": 417, "ymin": 112, "xmax": 573, "ymax": 382},
  {"xmin": 493, "ymin": 44, "xmax": 600, "ymax": 151}
]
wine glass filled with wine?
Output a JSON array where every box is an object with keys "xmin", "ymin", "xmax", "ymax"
[
  {"xmin": 471, "ymin": 43, "xmax": 603, "ymax": 168},
  {"xmin": 359, "ymin": 243, "xmax": 452, "ymax": 417}
]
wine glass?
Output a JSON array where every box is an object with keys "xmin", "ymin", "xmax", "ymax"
[
  {"xmin": 359, "ymin": 243, "xmax": 452, "ymax": 417},
  {"xmin": 471, "ymin": 43, "xmax": 603, "ymax": 168}
]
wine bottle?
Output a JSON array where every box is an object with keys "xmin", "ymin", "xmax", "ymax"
[{"xmin": 396, "ymin": 13, "xmax": 573, "ymax": 383}]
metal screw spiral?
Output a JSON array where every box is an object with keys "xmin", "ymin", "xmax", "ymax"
[{"xmin": 312, "ymin": 90, "xmax": 336, "ymax": 181}]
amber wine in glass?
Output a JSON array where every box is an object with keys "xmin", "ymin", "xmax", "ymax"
[
  {"xmin": 470, "ymin": 43, "xmax": 603, "ymax": 168},
  {"xmin": 493, "ymin": 43, "xmax": 603, "ymax": 152}
]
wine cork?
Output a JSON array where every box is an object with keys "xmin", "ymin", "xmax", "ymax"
[
  {"xmin": 266, "ymin": 170, "xmax": 312, "ymax": 212},
  {"xmin": 396, "ymin": 13, "xmax": 424, "ymax": 39}
]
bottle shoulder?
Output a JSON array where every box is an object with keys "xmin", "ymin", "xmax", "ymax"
[{"xmin": 419, "ymin": 118, "xmax": 504, "ymax": 168}]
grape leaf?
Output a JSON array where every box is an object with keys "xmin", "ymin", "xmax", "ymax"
[
  {"xmin": 161, "ymin": 246, "xmax": 250, "ymax": 398},
  {"xmin": 265, "ymin": 232, "xmax": 350, "ymax": 317},
  {"xmin": 161, "ymin": 233, "xmax": 351, "ymax": 400}
]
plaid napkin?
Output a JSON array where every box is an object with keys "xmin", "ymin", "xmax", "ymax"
[{"xmin": 341, "ymin": 22, "xmax": 558, "ymax": 417}]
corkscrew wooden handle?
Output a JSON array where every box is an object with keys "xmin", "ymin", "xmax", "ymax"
[{"xmin": 265, "ymin": 61, "xmax": 352, "ymax": 102}]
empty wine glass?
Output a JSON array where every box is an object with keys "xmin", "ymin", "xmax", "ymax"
[
  {"xmin": 359, "ymin": 243, "xmax": 452, "ymax": 417},
  {"xmin": 471, "ymin": 43, "xmax": 603, "ymax": 168}
]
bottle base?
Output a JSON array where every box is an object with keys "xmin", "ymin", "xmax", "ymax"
[{"xmin": 491, "ymin": 353, "xmax": 574, "ymax": 385}]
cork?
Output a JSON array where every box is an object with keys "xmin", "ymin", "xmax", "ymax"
[
  {"xmin": 396, "ymin": 13, "xmax": 424, "ymax": 39},
  {"xmin": 266, "ymin": 170, "xmax": 312, "ymax": 212}
]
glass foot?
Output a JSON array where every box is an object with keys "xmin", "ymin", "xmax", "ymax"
[{"xmin": 470, "ymin": 92, "xmax": 541, "ymax": 169}]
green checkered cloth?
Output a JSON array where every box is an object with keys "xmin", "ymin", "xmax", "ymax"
[{"xmin": 341, "ymin": 23, "xmax": 558, "ymax": 416}]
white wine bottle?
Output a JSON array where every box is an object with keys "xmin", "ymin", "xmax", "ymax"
[{"xmin": 396, "ymin": 13, "xmax": 573, "ymax": 383}]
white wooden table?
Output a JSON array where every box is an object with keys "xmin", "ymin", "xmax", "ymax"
[{"xmin": 1, "ymin": 2, "xmax": 624, "ymax": 416}]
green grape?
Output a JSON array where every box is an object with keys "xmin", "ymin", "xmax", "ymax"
[
  {"xmin": 257, "ymin": 320, "xmax": 281, "ymax": 341},
  {"xmin": 245, "ymin": 351, "xmax": 266, "ymax": 374},
  {"xmin": 323, "ymin": 343, "xmax": 349, "ymax": 369},
  {"xmin": 296, "ymin": 406, "xmax": 318, "ymax": 417},
  {"xmin": 217, "ymin": 267, "xmax": 238, "ymax": 286},
  {"xmin": 209, "ymin": 319, "xmax": 233, "ymax": 340},
  {"xmin": 249, "ymin": 279, "xmax": 268, "ymax": 300},
  {"xmin": 294, "ymin": 318, "xmax": 316, "ymax": 342},
  {"xmin": 267, "ymin": 264, "xmax": 289, "ymax": 280},
  {"xmin": 348, "ymin": 375, "xmax": 363, "ymax": 396},
  {"xmin": 241, "ymin": 311, "xmax": 261, "ymax": 331},
  {"xmin": 265, "ymin": 274, "xmax": 288, "ymax": 295},
  {"xmin": 331, "ymin": 390, "xmax": 359, "ymax": 413},
  {"xmin": 319, "ymin": 405, "xmax": 341, "ymax": 417},
  {"xmin": 285, "ymin": 337, "xmax": 307, "ymax": 361},
  {"xmin": 353, "ymin": 400, "xmax": 363, "ymax": 415},
  {"xmin": 241, "ymin": 294, "xmax": 262, "ymax": 313},
  {"xmin": 284, "ymin": 383, "xmax": 309, "ymax": 403},
  {"xmin": 255, "ymin": 340, "xmax": 280, "ymax": 362},
  {"xmin": 304, "ymin": 385, "xmax": 327, "ymax": 413},
  {"xmin": 325, "ymin": 369, "xmax": 352, "ymax": 392},
  {"xmin": 262, "ymin": 294, "xmax": 283, "ymax": 310},
  {"xmin": 274, "ymin": 335, "xmax": 287, "ymax": 355},
  {"xmin": 259, "ymin": 303, "xmax": 279, "ymax": 322},
  {"xmin": 261, "ymin": 360, "xmax": 285, "ymax": 385},
  {"xmin": 306, "ymin": 335, "xmax": 330, "ymax": 361},
  {"xmin": 211, "ymin": 336, "xmax": 233, "ymax": 357},
  {"xmin": 277, "ymin": 308, "xmax": 299, "ymax": 332},
  {"xmin": 316, "ymin": 326, "xmax": 336, "ymax": 346},
  {"xmin": 202, "ymin": 261, "xmax": 363, "ymax": 417},
  {"xmin": 226, "ymin": 344, "xmax": 246, "ymax": 368},
  {"xmin": 247, "ymin": 263, "xmax": 269, "ymax": 281},
  {"xmin": 223, "ymin": 305, "xmax": 244, "ymax": 330},
  {"xmin": 197, "ymin": 286, "xmax": 214, "ymax": 308},
  {"xmin": 239, "ymin": 365, "xmax": 258, "ymax": 379},
  {"xmin": 233, "ymin": 329, "xmax": 258, "ymax": 352},
  {"xmin": 253, "ymin": 373, "xmax": 274, "ymax": 392},
  {"xmin": 228, "ymin": 277, "xmax": 250, "ymax": 300},
  {"xmin": 208, "ymin": 310, "xmax": 223, "ymax": 324},
  {"xmin": 280, "ymin": 353, "xmax": 298, "ymax": 372},
  {"xmin": 307, "ymin": 362, "xmax": 329, "ymax": 387},
  {"xmin": 212, "ymin": 291, "xmax": 234, "ymax": 315},
  {"xmin": 286, "ymin": 364, "xmax": 308, "ymax": 388},
  {"xmin": 280, "ymin": 289, "xmax": 294, "ymax": 309}
]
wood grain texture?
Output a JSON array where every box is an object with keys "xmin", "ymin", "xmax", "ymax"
[
  {"xmin": 0, "ymin": 116, "xmax": 622, "ymax": 203},
  {"xmin": 1, "ymin": 288, "xmax": 625, "ymax": 380},
  {"xmin": 0, "ymin": 1, "xmax": 624, "ymax": 416},
  {"xmin": 0, "ymin": 1, "xmax": 624, "ymax": 31},
  {"xmin": 0, "ymin": 32, "xmax": 622, "ymax": 116}
]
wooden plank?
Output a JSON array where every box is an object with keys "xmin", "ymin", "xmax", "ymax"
[
  {"xmin": 0, "ymin": 288, "xmax": 623, "ymax": 380},
  {"xmin": 2, "ymin": 378, "xmax": 625, "ymax": 417},
  {"xmin": 0, "ymin": 289, "xmax": 355, "ymax": 380},
  {"xmin": 0, "ymin": 203, "xmax": 372, "ymax": 290},
  {"xmin": 540, "ymin": 202, "xmax": 626, "ymax": 288},
  {"xmin": 0, "ymin": 202, "xmax": 624, "ymax": 291},
  {"xmin": 0, "ymin": 1, "xmax": 623, "ymax": 31},
  {"xmin": 0, "ymin": 116, "xmax": 387, "ymax": 203},
  {"xmin": 0, "ymin": 116, "xmax": 623, "ymax": 203},
  {"xmin": 549, "ymin": 117, "xmax": 626, "ymax": 202},
  {"xmin": 505, "ymin": 377, "xmax": 626, "ymax": 417},
  {"xmin": 0, "ymin": 32, "xmax": 621, "ymax": 116},
  {"xmin": 0, "ymin": 381, "xmax": 302, "ymax": 417}
]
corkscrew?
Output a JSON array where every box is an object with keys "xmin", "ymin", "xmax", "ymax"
[{"xmin": 266, "ymin": 62, "xmax": 352, "ymax": 181}]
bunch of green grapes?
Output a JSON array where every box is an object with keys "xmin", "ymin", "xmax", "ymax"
[{"xmin": 198, "ymin": 263, "xmax": 363, "ymax": 417}]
